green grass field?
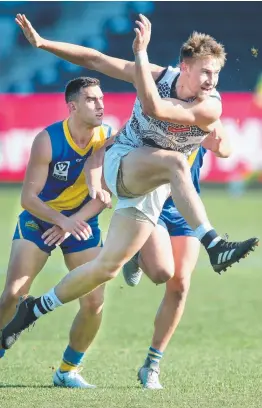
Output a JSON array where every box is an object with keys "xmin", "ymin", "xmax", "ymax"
[{"xmin": 0, "ymin": 186, "xmax": 261, "ymax": 408}]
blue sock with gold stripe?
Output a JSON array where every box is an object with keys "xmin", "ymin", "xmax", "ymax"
[
  {"xmin": 147, "ymin": 346, "xmax": 163, "ymax": 365},
  {"xmin": 0, "ymin": 349, "xmax": 6, "ymax": 358},
  {"xmin": 60, "ymin": 345, "xmax": 85, "ymax": 373}
]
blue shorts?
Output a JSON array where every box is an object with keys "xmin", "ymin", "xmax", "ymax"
[
  {"xmin": 158, "ymin": 202, "xmax": 195, "ymax": 238},
  {"xmin": 13, "ymin": 210, "xmax": 103, "ymax": 255}
]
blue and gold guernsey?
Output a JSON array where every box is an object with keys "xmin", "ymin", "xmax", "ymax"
[
  {"xmin": 13, "ymin": 119, "xmax": 112, "ymax": 254},
  {"xmin": 158, "ymin": 146, "xmax": 207, "ymax": 237}
]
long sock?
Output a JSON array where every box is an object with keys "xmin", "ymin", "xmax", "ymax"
[
  {"xmin": 0, "ymin": 349, "xmax": 6, "ymax": 358},
  {"xmin": 33, "ymin": 288, "xmax": 63, "ymax": 318},
  {"xmin": 60, "ymin": 345, "xmax": 85, "ymax": 373},
  {"xmin": 146, "ymin": 346, "xmax": 163, "ymax": 365},
  {"xmin": 194, "ymin": 223, "xmax": 221, "ymax": 249}
]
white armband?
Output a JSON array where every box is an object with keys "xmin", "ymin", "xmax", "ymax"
[{"xmin": 135, "ymin": 50, "xmax": 149, "ymax": 66}]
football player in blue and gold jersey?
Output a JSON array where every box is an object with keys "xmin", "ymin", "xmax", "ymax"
[
  {"xmin": 123, "ymin": 130, "xmax": 232, "ymax": 389},
  {"xmin": 0, "ymin": 77, "xmax": 116, "ymax": 388}
]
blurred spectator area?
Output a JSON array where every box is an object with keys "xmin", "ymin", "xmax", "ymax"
[{"xmin": 0, "ymin": 1, "xmax": 261, "ymax": 93}]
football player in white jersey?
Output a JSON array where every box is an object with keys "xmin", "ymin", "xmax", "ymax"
[{"xmin": 1, "ymin": 15, "xmax": 258, "ymax": 351}]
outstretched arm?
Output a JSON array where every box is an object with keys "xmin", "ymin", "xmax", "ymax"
[
  {"xmin": 133, "ymin": 15, "xmax": 221, "ymax": 129},
  {"xmin": 15, "ymin": 14, "xmax": 164, "ymax": 84}
]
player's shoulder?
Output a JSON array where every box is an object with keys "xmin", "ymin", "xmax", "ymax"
[
  {"xmin": 30, "ymin": 129, "xmax": 52, "ymax": 162},
  {"xmin": 156, "ymin": 65, "xmax": 180, "ymax": 84},
  {"xmin": 45, "ymin": 120, "xmax": 64, "ymax": 135},
  {"xmin": 34, "ymin": 128, "xmax": 50, "ymax": 144}
]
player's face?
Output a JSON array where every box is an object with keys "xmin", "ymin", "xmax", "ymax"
[
  {"xmin": 184, "ymin": 57, "xmax": 221, "ymax": 98},
  {"xmin": 74, "ymin": 85, "xmax": 104, "ymax": 127}
]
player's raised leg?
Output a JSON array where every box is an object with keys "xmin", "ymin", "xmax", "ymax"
[
  {"xmin": 115, "ymin": 146, "xmax": 259, "ymax": 273},
  {"xmin": 0, "ymin": 211, "xmax": 155, "ymax": 349}
]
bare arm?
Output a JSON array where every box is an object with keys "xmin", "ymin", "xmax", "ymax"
[
  {"xmin": 73, "ymin": 198, "xmax": 108, "ymax": 221},
  {"xmin": 21, "ymin": 130, "xmax": 67, "ymax": 226},
  {"xmin": 133, "ymin": 15, "xmax": 221, "ymax": 128},
  {"xmin": 84, "ymin": 130, "xmax": 117, "ymax": 203},
  {"xmin": 202, "ymin": 120, "xmax": 232, "ymax": 158},
  {"xmin": 15, "ymin": 14, "xmax": 164, "ymax": 84}
]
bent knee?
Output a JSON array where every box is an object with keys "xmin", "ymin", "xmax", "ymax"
[
  {"xmin": 80, "ymin": 294, "xmax": 104, "ymax": 315},
  {"xmin": 169, "ymin": 274, "xmax": 191, "ymax": 296},
  {"xmin": 149, "ymin": 265, "xmax": 174, "ymax": 285},
  {"xmin": 95, "ymin": 258, "xmax": 123, "ymax": 283},
  {"xmin": 166, "ymin": 152, "xmax": 189, "ymax": 173}
]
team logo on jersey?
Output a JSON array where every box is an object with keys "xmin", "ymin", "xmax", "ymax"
[
  {"xmin": 25, "ymin": 220, "xmax": 39, "ymax": 231},
  {"xmin": 53, "ymin": 161, "xmax": 70, "ymax": 181},
  {"xmin": 168, "ymin": 126, "xmax": 191, "ymax": 133}
]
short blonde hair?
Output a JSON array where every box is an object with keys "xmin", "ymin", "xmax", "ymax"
[{"xmin": 179, "ymin": 32, "xmax": 227, "ymax": 67}]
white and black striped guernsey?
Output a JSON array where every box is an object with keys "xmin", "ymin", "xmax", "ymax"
[{"xmin": 115, "ymin": 66, "xmax": 221, "ymax": 157}]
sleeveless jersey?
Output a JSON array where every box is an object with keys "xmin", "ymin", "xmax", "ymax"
[{"xmin": 39, "ymin": 119, "xmax": 112, "ymax": 214}]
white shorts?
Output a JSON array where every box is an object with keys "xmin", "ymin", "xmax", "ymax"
[{"xmin": 104, "ymin": 144, "xmax": 171, "ymax": 225}]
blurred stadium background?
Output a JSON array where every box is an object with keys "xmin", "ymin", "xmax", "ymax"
[{"xmin": 0, "ymin": 2, "xmax": 262, "ymax": 407}]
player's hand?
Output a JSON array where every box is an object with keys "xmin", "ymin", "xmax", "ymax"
[
  {"xmin": 42, "ymin": 217, "xmax": 92, "ymax": 246},
  {"xmin": 42, "ymin": 226, "xmax": 70, "ymax": 247},
  {"xmin": 15, "ymin": 14, "xmax": 43, "ymax": 48},
  {"xmin": 59, "ymin": 217, "xmax": 92, "ymax": 241},
  {"xmin": 201, "ymin": 129, "xmax": 222, "ymax": 154},
  {"xmin": 132, "ymin": 14, "xmax": 151, "ymax": 55},
  {"xmin": 89, "ymin": 187, "xmax": 112, "ymax": 208}
]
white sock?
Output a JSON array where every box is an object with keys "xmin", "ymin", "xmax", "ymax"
[
  {"xmin": 194, "ymin": 222, "xmax": 213, "ymax": 240},
  {"xmin": 194, "ymin": 223, "xmax": 221, "ymax": 248},
  {"xmin": 33, "ymin": 288, "xmax": 63, "ymax": 318}
]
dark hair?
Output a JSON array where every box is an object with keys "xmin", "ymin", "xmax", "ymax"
[
  {"xmin": 180, "ymin": 32, "xmax": 226, "ymax": 67},
  {"xmin": 65, "ymin": 77, "xmax": 101, "ymax": 103}
]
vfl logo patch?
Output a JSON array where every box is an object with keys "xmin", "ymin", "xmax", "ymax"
[
  {"xmin": 25, "ymin": 220, "xmax": 39, "ymax": 231},
  {"xmin": 53, "ymin": 161, "xmax": 70, "ymax": 181}
]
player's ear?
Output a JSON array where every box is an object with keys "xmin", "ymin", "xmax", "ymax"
[
  {"xmin": 67, "ymin": 101, "xmax": 76, "ymax": 113},
  {"xmin": 180, "ymin": 61, "xmax": 188, "ymax": 73}
]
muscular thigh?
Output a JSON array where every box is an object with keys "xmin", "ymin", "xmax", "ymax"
[
  {"xmin": 64, "ymin": 247, "xmax": 105, "ymax": 305},
  {"xmin": 99, "ymin": 212, "xmax": 154, "ymax": 268},
  {"xmin": 140, "ymin": 223, "xmax": 174, "ymax": 279},
  {"xmin": 120, "ymin": 147, "xmax": 179, "ymax": 196},
  {"xmin": 3, "ymin": 239, "xmax": 49, "ymax": 295}
]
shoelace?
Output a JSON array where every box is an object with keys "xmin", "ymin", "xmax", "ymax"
[
  {"xmin": 219, "ymin": 233, "xmax": 242, "ymax": 250},
  {"xmin": 68, "ymin": 366, "xmax": 84, "ymax": 377},
  {"xmin": 222, "ymin": 233, "xmax": 229, "ymax": 241},
  {"xmin": 27, "ymin": 321, "xmax": 35, "ymax": 333},
  {"xmin": 146, "ymin": 367, "xmax": 161, "ymax": 386},
  {"xmin": 220, "ymin": 240, "xmax": 240, "ymax": 250}
]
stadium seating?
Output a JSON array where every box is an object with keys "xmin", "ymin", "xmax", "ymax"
[{"xmin": 0, "ymin": 1, "xmax": 261, "ymax": 93}]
